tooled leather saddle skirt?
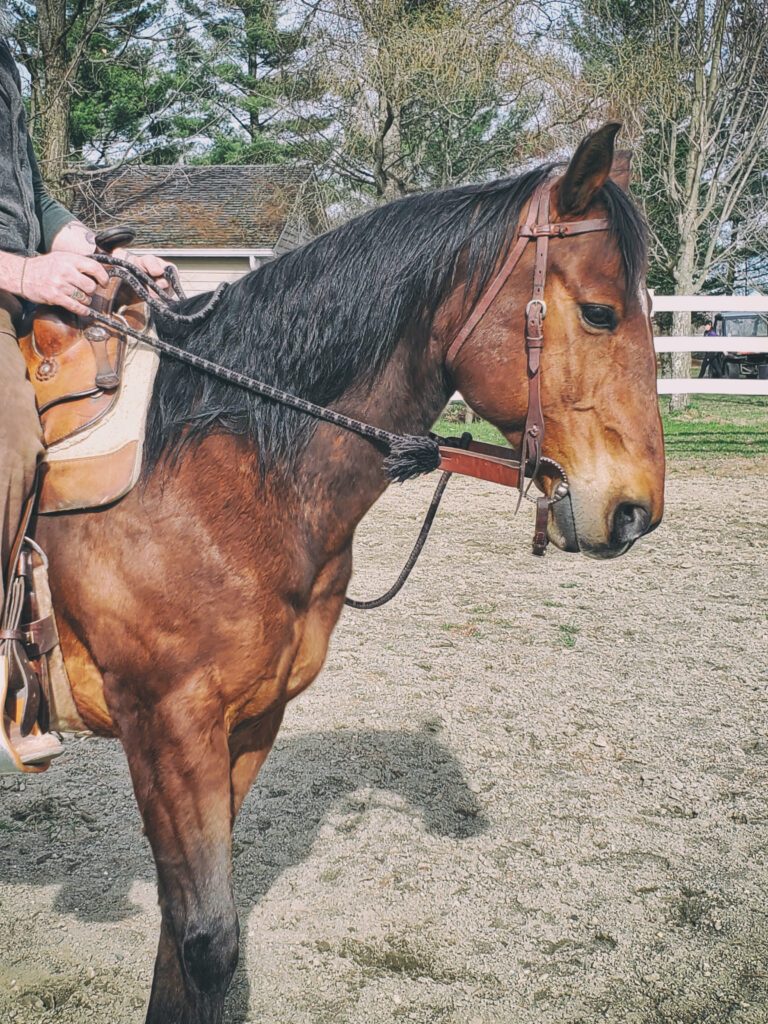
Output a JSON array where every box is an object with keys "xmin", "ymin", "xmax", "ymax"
[{"xmin": 18, "ymin": 275, "xmax": 158, "ymax": 513}]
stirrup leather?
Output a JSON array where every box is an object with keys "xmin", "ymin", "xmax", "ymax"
[{"xmin": 0, "ymin": 483, "xmax": 64, "ymax": 773}]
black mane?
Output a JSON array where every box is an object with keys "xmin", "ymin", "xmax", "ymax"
[{"xmin": 145, "ymin": 169, "xmax": 646, "ymax": 475}]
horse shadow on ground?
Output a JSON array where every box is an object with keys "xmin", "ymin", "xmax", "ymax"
[{"xmin": 0, "ymin": 726, "xmax": 488, "ymax": 1022}]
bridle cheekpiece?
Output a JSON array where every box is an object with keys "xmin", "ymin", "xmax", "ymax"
[{"xmin": 441, "ymin": 177, "xmax": 610, "ymax": 553}]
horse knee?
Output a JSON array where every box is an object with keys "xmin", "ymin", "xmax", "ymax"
[{"xmin": 182, "ymin": 911, "xmax": 239, "ymax": 993}]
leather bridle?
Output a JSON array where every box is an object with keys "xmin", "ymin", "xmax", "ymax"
[{"xmin": 440, "ymin": 178, "xmax": 611, "ymax": 545}]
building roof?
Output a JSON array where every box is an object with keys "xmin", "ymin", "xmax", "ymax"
[{"xmin": 71, "ymin": 163, "xmax": 323, "ymax": 251}]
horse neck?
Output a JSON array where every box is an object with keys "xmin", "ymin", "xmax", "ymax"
[{"xmin": 295, "ymin": 332, "xmax": 451, "ymax": 548}]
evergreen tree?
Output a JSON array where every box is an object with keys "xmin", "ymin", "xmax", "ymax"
[
  {"xmin": 7, "ymin": 1, "xmax": 231, "ymax": 185},
  {"xmin": 182, "ymin": 0, "xmax": 319, "ymax": 164}
]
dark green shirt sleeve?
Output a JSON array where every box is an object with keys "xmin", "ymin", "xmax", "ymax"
[{"xmin": 27, "ymin": 136, "xmax": 76, "ymax": 252}]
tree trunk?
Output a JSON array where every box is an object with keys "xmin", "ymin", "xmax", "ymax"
[
  {"xmin": 36, "ymin": 0, "xmax": 71, "ymax": 200},
  {"xmin": 669, "ymin": 239, "xmax": 697, "ymax": 412},
  {"xmin": 669, "ymin": 310, "xmax": 693, "ymax": 413},
  {"xmin": 373, "ymin": 94, "xmax": 406, "ymax": 201}
]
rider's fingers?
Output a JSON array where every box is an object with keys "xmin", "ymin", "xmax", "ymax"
[
  {"xmin": 67, "ymin": 270, "xmax": 99, "ymax": 296},
  {"xmin": 77, "ymin": 256, "xmax": 110, "ymax": 287},
  {"xmin": 58, "ymin": 294, "xmax": 94, "ymax": 318},
  {"xmin": 139, "ymin": 254, "xmax": 169, "ymax": 279},
  {"xmin": 113, "ymin": 249, "xmax": 171, "ymax": 288}
]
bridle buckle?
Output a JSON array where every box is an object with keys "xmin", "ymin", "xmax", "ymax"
[{"xmin": 525, "ymin": 299, "xmax": 547, "ymax": 319}]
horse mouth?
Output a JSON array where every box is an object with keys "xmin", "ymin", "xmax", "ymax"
[
  {"xmin": 550, "ymin": 493, "xmax": 580, "ymax": 553},
  {"xmin": 549, "ymin": 493, "xmax": 635, "ymax": 560},
  {"xmin": 580, "ymin": 539, "xmax": 634, "ymax": 560}
]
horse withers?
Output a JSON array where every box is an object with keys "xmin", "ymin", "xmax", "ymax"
[{"xmin": 34, "ymin": 124, "xmax": 664, "ymax": 1022}]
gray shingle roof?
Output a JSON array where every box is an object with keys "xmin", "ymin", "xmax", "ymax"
[{"xmin": 71, "ymin": 163, "xmax": 320, "ymax": 249}]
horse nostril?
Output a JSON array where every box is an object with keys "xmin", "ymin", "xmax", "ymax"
[{"xmin": 612, "ymin": 501, "xmax": 651, "ymax": 546}]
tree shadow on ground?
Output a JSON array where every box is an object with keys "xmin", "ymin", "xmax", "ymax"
[{"xmin": 0, "ymin": 726, "xmax": 487, "ymax": 1023}]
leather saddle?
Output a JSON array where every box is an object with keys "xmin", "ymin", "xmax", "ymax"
[
  {"xmin": 0, "ymin": 228, "xmax": 156, "ymax": 773},
  {"xmin": 19, "ymin": 228, "xmax": 146, "ymax": 444},
  {"xmin": 17, "ymin": 227, "xmax": 154, "ymax": 513}
]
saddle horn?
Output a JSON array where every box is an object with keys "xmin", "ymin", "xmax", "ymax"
[{"xmin": 94, "ymin": 226, "xmax": 136, "ymax": 254}]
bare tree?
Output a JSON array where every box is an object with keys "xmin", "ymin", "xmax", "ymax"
[
  {"xmin": 297, "ymin": 0, "xmax": 542, "ymax": 202},
  {"xmin": 566, "ymin": 0, "xmax": 768, "ymax": 409}
]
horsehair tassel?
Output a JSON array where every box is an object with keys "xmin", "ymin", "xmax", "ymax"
[{"xmin": 383, "ymin": 434, "xmax": 441, "ymax": 482}]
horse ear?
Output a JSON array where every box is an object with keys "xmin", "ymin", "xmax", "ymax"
[
  {"xmin": 557, "ymin": 123, "xmax": 621, "ymax": 216},
  {"xmin": 610, "ymin": 150, "xmax": 633, "ymax": 192}
]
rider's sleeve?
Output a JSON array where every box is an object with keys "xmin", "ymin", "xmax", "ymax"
[{"xmin": 27, "ymin": 136, "xmax": 76, "ymax": 253}]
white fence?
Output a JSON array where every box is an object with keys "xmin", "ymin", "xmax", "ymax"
[
  {"xmin": 451, "ymin": 294, "xmax": 768, "ymax": 403},
  {"xmin": 651, "ymin": 294, "xmax": 768, "ymax": 397}
]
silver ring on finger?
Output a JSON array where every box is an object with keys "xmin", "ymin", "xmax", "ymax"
[{"xmin": 71, "ymin": 287, "xmax": 89, "ymax": 304}]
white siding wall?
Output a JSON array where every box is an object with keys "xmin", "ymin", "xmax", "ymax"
[{"xmin": 172, "ymin": 256, "xmax": 252, "ymax": 296}]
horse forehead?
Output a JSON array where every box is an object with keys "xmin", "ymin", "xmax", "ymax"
[{"xmin": 552, "ymin": 228, "xmax": 623, "ymax": 282}]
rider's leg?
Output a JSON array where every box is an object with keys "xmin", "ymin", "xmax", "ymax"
[
  {"xmin": 0, "ymin": 291, "xmax": 61, "ymax": 771},
  {"xmin": 0, "ymin": 290, "xmax": 43, "ymax": 605}
]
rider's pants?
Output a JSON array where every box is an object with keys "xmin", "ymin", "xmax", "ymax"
[{"xmin": 0, "ymin": 290, "xmax": 42, "ymax": 609}]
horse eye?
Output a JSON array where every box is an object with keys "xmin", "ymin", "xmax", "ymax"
[{"xmin": 581, "ymin": 304, "xmax": 617, "ymax": 330}]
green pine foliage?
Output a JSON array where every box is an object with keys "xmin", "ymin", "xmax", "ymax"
[{"xmin": 182, "ymin": 0, "xmax": 324, "ymax": 166}]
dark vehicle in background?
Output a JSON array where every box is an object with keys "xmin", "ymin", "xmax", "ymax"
[{"xmin": 699, "ymin": 310, "xmax": 768, "ymax": 379}]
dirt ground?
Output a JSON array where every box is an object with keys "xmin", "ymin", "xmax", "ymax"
[{"xmin": 1, "ymin": 457, "xmax": 767, "ymax": 1024}]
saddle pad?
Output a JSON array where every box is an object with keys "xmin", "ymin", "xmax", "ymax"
[{"xmin": 39, "ymin": 333, "xmax": 159, "ymax": 514}]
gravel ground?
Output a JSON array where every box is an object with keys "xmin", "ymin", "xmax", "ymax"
[{"xmin": 1, "ymin": 457, "xmax": 767, "ymax": 1024}]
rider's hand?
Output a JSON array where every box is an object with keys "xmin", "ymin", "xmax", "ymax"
[
  {"xmin": 20, "ymin": 252, "xmax": 110, "ymax": 317},
  {"xmin": 113, "ymin": 249, "xmax": 174, "ymax": 291}
]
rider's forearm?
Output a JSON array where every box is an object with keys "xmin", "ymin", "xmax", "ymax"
[
  {"xmin": 0, "ymin": 251, "xmax": 27, "ymax": 297},
  {"xmin": 28, "ymin": 136, "xmax": 76, "ymax": 252},
  {"xmin": 49, "ymin": 219, "xmax": 97, "ymax": 256}
]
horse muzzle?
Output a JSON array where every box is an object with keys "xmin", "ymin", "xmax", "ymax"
[{"xmin": 550, "ymin": 492, "xmax": 658, "ymax": 559}]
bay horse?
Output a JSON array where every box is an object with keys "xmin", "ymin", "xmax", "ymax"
[{"xmin": 37, "ymin": 124, "xmax": 664, "ymax": 1023}]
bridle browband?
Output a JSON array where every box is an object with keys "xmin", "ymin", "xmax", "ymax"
[{"xmin": 77, "ymin": 179, "xmax": 611, "ymax": 607}]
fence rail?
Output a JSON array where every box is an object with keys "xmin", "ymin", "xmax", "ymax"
[
  {"xmin": 657, "ymin": 379, "xmax": 768, "ymax": 396},
  {"xmin": 653, "ymin": 336, "xmax": 767, "ymax": 354},
  {"xmin": 449, "ymin": 293, "xmax": 767, "ymax": 405},
  {"xmin": 651, "ymin": 295, "xmax": 768, "ymax": 313},
  {"xmin": 651, "ymin": 293, "xmax": 767, "ymax": 396}
]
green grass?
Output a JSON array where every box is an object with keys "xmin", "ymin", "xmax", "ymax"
[
  {"xmin": 661, "ymin": 395, "xmax": 768, "ymax": 456},
  {"xmin": 557, "ymin": 623, "xmax": 580, "ymax": 649},
  {"xmin": 434, "ymin": 396, "xmax": 768, "ymax": 458}
]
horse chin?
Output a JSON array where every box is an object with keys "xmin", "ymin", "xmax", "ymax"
[{"xmin": 579, "ymin": 539, "xmax": 634, "ymax": 560}]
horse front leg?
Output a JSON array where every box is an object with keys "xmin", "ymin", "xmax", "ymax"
[
  {"xmin": 229, "ymin": 706, "xmax": 285, "ymax": 822},
  {"xmin": 109, "ymin": 680, "xmax": 239, "ymax": 1024}
]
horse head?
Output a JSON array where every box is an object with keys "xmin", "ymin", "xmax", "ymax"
[{"xmin": 447, "ymin": 124, "xmax": 665, "ymax": 559}]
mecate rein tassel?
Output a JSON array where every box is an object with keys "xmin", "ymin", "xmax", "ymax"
[{"xmin": 383, "ymin": 435, "xmax": 441, "ymax": 482}]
